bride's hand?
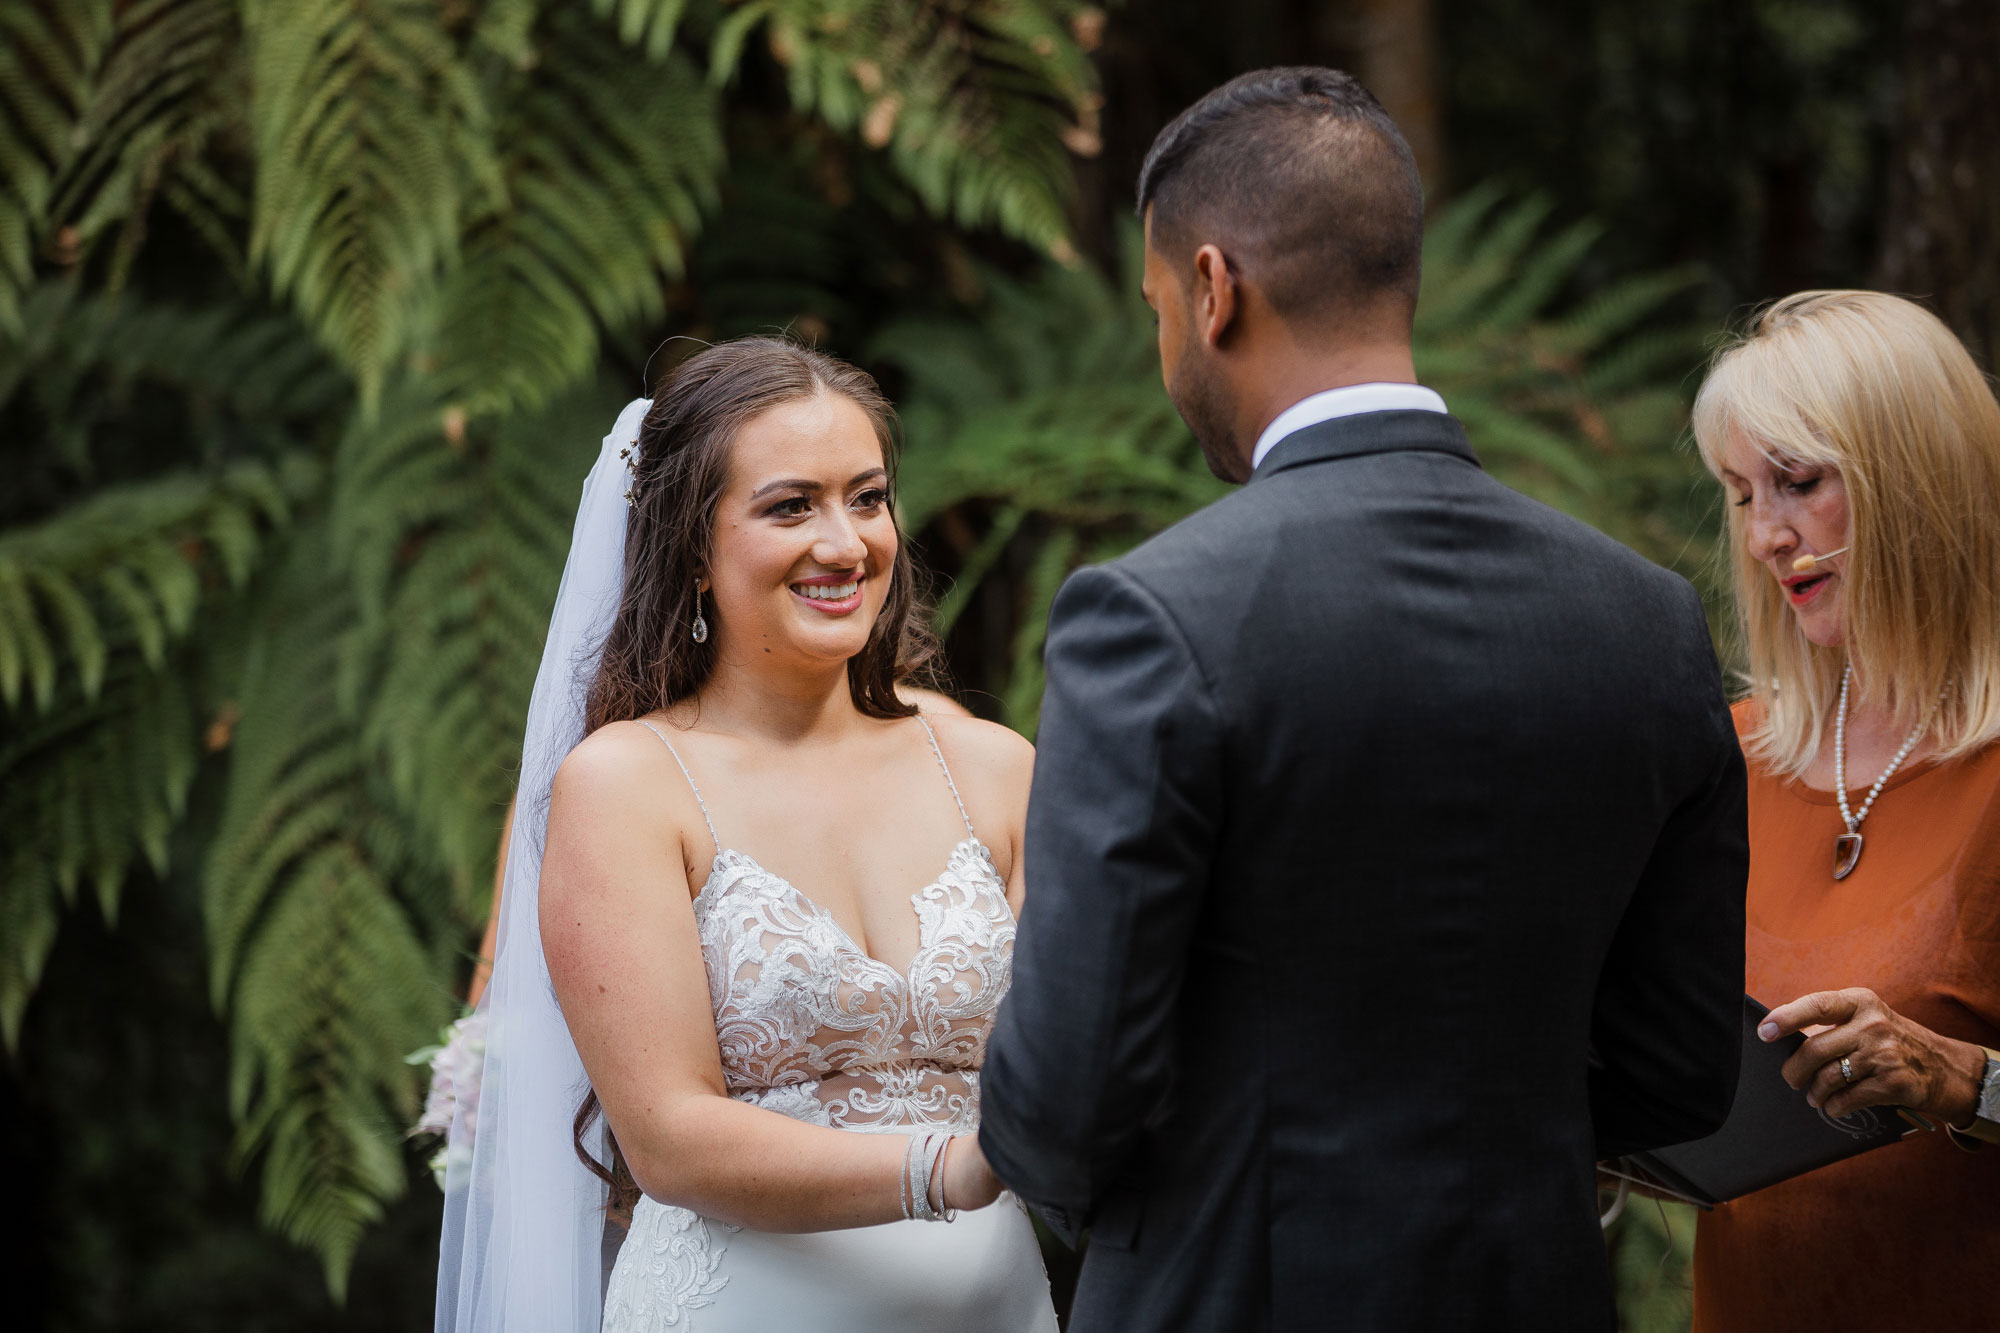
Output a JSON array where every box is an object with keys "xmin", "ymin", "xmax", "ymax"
[{"xmin": 938, "ymin": 1134, "xmax": 1004, "ymax": 1213}]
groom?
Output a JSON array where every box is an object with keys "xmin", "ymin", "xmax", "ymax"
[{"xmin": 978, "ymin": 68, "xmax": 1747, "ymax": 1330}]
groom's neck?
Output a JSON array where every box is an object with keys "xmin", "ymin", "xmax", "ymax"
[{"xmin": 1231, "ymin": 337, "xmax": 1420, "ymax": 465}]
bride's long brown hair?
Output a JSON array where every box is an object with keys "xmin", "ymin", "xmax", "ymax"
[{"xmin": 572, "ymin": 337, "xmax": 939, "ymax": 1220}]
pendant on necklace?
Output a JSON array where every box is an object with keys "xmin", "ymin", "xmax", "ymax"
[{"xmin": 1833, "ymin": 832, "xmax": 1864, "ymax": 880}]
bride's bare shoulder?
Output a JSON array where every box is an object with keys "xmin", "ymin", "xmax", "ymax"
[
  {"xmin": 549, "ymin": 719, "xmax": 702, "ymax": 834},
  {"xmin": 557, "ymin": 718, "xmax": 674, "ymax": 781},
  {"xmin": 921, "ymin": 712, "xmax": 1033, "ymax": 795}
]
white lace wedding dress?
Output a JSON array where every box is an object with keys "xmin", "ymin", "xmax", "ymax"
[{"xmin": 599, "ymin": 717, "xmax": 1057, "ymax": 1332}]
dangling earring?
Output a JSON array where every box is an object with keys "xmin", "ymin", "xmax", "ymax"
[{"xmin": 691, "ymin": 578, "xmax": 709, "ymax": 644}]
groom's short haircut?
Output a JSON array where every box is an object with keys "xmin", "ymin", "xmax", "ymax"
[{"xmin": 1137, "ymin": 67, "xmax": 1424, "ymax": 327}]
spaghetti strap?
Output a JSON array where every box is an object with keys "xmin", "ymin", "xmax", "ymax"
[
  {"xmin": 915, "ymin": 715, "xmax": 977, "ymax": 839},
  {"xmin": 636, "ymin": 719, "xmax": 721, "ymax": 860}
]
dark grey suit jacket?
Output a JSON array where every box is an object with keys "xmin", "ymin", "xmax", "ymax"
[{"xmin": 978, "ymin": 410, "xmax": 1746, "ymax": 1331}]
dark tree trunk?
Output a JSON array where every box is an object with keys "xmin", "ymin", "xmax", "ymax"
[
  {"xmin": 1874, "ymin": 0, "xmax": 2000, "ymax": 364},
  {"xmin": 1322, "ymin": 0, "xmax": 1447, "ymax": 194},
  {"xmin": 1069, "ymin": 0, "xmax": 1448, "ymax": 262}
]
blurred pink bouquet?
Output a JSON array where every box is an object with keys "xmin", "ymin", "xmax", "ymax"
[{"xmin": 409, "ymin": 1008, "xmax": 488, "ymax": 1189}]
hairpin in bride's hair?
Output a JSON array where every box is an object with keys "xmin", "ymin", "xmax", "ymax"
[{"xmin": 620, "ymin": 436, "xmax": 642, "ymax": 507}]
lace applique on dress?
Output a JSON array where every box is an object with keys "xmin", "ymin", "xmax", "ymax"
[
  {"xmin": 601, "ymin": 1201, "xmax": 729, "ymax": 1331},
  {"xmin": 696, "ymin": 836, "xmax": 1014, "ymax": 1133}
]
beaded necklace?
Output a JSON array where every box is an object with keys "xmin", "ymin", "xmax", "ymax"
[{"xmin": 1830, "ymin": 662, "xmax": 1931, "ymax": 880}]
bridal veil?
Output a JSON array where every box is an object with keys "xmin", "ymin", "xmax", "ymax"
[{"xmin": 435, "ymin": 398, "xmax": 651, "ymax": 1332}]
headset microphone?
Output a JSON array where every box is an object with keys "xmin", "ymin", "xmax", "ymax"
[{"xmin": 1790, "ymin": 546, "xmax": 1849, "ymax": 574}]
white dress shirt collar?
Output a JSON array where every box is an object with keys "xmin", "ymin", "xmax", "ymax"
[{"xmin": 1250, "ymin": 382, "xmax": 1448, "ymax": 472}]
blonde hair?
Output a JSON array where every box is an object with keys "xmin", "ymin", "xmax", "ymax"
[{"xmin": 1692, "ymin": 290, "xmax": 2000, "ymax": 777}]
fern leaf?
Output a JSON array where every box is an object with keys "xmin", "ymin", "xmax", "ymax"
[
  {"xmin": 26, "ymin": 568, "xmax": 104, "ymax": 700},
  {"xmin": 728, "ymin": 1, "xmax": 1096, "ymax": 257},
  {"xmin": 0, "ymin": 0, "xmax": 235, "ymax": 330},
  {"xmin": 204, "ymin": 536, "xmax": 451, "ymax": 1297},
  {"xmin": 432, "ymin": 9, "xmax": 723, "ymax": 414},
  {"xmin": 0, "ymin": 558, "xmax": 56, "ymax": 709},
  {"xmin": 1415, "ymin": 191, "xmax": 1552, "ymax": 336},
  {"xmin": 0, "ymin": 0, "xmax": 108, "ymax": 330},
  {"xmin": 1479, "ymin": 217, "xmax": 1603, "ymax": 331},
  {"xmin": 593, "ymin": 0, "xmax": 692, "ymax": 59},
  {"xmin": 228, "ymin": 839, "xmax": 439, "ymax": 1298},
  {"xmin": 0, "ymin": 662, "xmax": 202, "ymax": 1047},
  {"xmin": 1002, "ymin": 526, "xmax": 1075, "ymax": 735},
  {"xmin": 0, "ymin": 458, "xmax": 316, "ymax": 713},
  {"xmin": 242, "ymin": 0, "xmax": 493, "ymax": 399},
  {"xmin": 97, "ymin": 565, "xmax": 165, "ymax": 667}
]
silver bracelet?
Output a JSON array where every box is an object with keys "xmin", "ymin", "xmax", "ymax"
[
  {"xmin": 931, "ymin": 1133, "xmax": 959, "ymax": 1222},
  {"xmin": 900, "ymin": 1133, "xmax": 922, "ymax": 1220},
  {"xmin": 902, "ymin": 1131, "xmax": 957, "ymax": 1223},
  {"xmin": 912, "ymin": 1132, "xmax": 942, "ymax": 1222}
]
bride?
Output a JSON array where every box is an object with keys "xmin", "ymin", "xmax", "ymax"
[{"xmin": 435, "ymin": 338, "xmax": 1052, "ymax": 1331}]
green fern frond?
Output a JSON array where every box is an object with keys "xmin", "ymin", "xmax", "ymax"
[
  {"xmin": 1556, "ymin": 267, "xmax": 1707, "ymax": 358},
  {"xmin": 432, "ymin": 8, "xmax": 723, "ymax": 414},
  {"xmin": 0, "ymin": 457, "xmax": 317, "ymax": 711},
  {"xmin": 676, "ymin": 129, "xmax": 868, "ymax": 339},
  {"xmin": 242, "ymin": 0, "xmax": 496, "ymax": 400},
  {"xmin": 228, "ymin": 835, "xmax": 438, "ymax": 1298},
  {"xmin": 882, "ymin": 222, "xmax": 1213, "ymax": 531},
  {"xmin": 593, "ymin": 0, "xmax": 693, "ymax": 59},
  {"xmin": 0, "ymin": 0, "xmax": 236, "ymax": 329},
  {"xmin": 1414, "ymin": 192, "xmax": 1702, "ymax": 556},
  {"xmin": 1479, "ymin": 217, "xmax": 1603, "ymax": 331},
  {"xmin": 0, "ymin": 661, "xmax": 201, "ymax": 1048},
  {"xmin": 86, "ymin": 296, "xmax": 346, "ymax": 425},
  {"xmin": 0, "ymin": 0, "xmax": 109, "ymax": 330},
  {"xmin": 56, "ymin": 0, "xmax": 237, "ymax": 261},
  {"xmin": 1581, "ymin": 323, "xmax": 1709, "ymax": 398},
  {"xmin": 1000, "ymin": 525, "xmax": 1075, "ymax": 734},
  {"xmin": 725, "ymin": 1, "xmax": 1096, "ymax": 257},
  {"xmin": 205, "ymin": 537, "xmax": 450, "ymax": 1298},
  {"xmin": 0, "ymin": 281, "xmax": 344, "ymax": 511}
]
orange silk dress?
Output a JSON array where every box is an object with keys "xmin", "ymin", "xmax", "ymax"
[{"xmin": 1691, "ymin": 699, "xmax": 2000, "ymax": 1333}]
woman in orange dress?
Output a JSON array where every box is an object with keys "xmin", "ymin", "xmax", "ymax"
[{"xmin": 1688, "ymin": 290, "xmax": 2000, "ymax": 1331}]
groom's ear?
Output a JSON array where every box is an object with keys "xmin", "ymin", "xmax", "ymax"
[{"xmin": 1190, "ymin": 243, "xmax": 1239, "ymax": 348}]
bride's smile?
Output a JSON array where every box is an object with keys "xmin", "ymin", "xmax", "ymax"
[{"xmin": 790, "ymin": 571, "xmax": 865, "ymax": 611}]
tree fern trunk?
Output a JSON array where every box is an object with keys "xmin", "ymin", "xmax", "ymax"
[
  {"xmin": 1874, "ymin": 0, "xmax": 2000, "ymax": 366},
  {"xmin": 1332, "ymin": 0, "xmax": 1447, "ymax": 194}
]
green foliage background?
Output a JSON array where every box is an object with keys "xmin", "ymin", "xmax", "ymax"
[{"xmin": 0, "ymin": 0, "xmax": 1922, "ymax": 1327}]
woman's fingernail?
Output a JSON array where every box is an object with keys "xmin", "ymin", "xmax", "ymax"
[
  {"xmin": 1805, "ymin": 1094, "xmax": 1819, "ymax": 1109},
  {"xmin": 1758, "ymin": 1021, "xmax": 1779, "ymax": 1041}
]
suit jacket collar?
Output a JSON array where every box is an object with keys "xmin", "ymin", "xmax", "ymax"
[{"xmin": 1248, "ymin": 409, "xmax": 1480, "ymax": 483}]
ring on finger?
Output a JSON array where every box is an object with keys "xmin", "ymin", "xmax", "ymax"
[{"xmin": 1839, "ymin": 1055, "xmax": 1856, "ymax": 1085}]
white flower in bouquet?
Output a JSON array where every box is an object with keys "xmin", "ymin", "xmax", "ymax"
[{"xmin": 408, "ymin": 1008, "xmax": 488, "ymax": 1189}]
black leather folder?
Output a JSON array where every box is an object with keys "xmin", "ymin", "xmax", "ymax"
[{"xmin": 1608, "ymin": 995, "xmax": 1931, "ymax": 1208}]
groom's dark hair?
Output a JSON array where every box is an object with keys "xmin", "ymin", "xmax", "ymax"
[{"xmin": 1137, "ymin": 67, "xmax": 1423, "ymax": 327}]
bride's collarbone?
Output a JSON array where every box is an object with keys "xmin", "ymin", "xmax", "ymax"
[
  {"xmin": 665, "ymin": 744, "xmax": 986, "ymax": 954},
  {"xmin": 718, "ymin": 823, "xmax": 977, "ymax": 951},
  {"xmin": 629, "ymin": 708, "xmax": 1004, "ymax": 948}
]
